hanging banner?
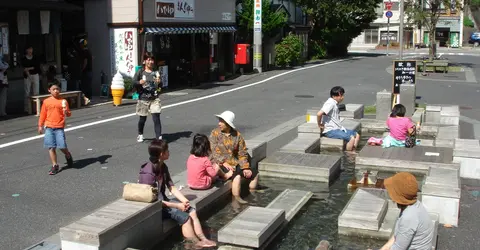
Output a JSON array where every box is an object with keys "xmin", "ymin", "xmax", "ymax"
[
  {"xmin": 17, "ymin": 10, "xmax": 29, "ymax": 35},
  {"xmin": 40, "ymin": 11, "xmax": 50, "ymax": 34},
  {"xmin": 253, "ymin": 0, "xmax": 262, "ymax": 32},
  {"xmin": 110, "ymin": 28, "xmax": 138, "ymax": 77}
]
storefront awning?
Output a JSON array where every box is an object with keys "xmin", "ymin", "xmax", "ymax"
[{"xmin": 145, "ymin": 26, "xmax": 236, "ymax": 35}]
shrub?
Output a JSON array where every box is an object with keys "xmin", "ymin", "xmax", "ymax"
[
  {"xmin": 275, "ymin": 34, "xmax": 304, "ymax": 67},
  {"xmin": 310, "ymin": 40, "xmax": 327, "ymax": 60},
  {"xmin": 464, "ymin": 17, "xmax": 475, "ymax": 28}
]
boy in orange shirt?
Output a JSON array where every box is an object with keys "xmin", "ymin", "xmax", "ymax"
[{"xmin": 38, "ymin": 81, "xmax": 74, "ymax": 175}]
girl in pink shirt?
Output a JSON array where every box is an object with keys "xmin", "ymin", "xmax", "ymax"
[
  {"xmin": 187, "ymin": 134, "xmax": 233, "ymax": 190},
  {"xmin": 382, "ymin": 104, "xmax": 417, "ymax": 148}
]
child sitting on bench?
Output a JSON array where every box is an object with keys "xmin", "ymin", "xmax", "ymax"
[{"xmin": 382, "ymin": 104, "xmax": 419, "ymax": 148}]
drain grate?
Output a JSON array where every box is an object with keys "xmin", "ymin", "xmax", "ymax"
[{"xmin": 295, "ymin": 94, "xmax": 315, "ymax": 98}]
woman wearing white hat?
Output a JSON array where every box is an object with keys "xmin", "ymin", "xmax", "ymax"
[{"xmin": 209, "ymin": 110, "xmax": 259, "ymax": 204}]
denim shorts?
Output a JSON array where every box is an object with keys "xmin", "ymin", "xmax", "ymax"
[
  {"xmin": 44, "ymin": 127, "xmax": 67, "ymax": 149},
  {"xmin": 324, "ymin": 129, "xmax": 357, "ymax": 142},
  {"xmin": 163, "ymin": 205, "xmax": 195, "ymax": 225}
]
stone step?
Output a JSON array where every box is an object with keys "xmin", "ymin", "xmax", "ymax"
[
  {"xmin": 217, "ymin": 206, "xmax": 285, "ymax": 248},
  {"xmin": 258, "ymin": 152, "xmax": 342, "ymax": 184},
  {"xmin": 298, "ymin": 121, "xmax": 361, "ymax": 151},
  {"xmin": 338, "ymin": 188, "xmax": 389, "ymax": 233},
  {"xmin": 266, "ymin": 189, "xmax": 313, "ymax": 222},
  {"xmin": 280, "ymin": 133, "xmax": 320, "ymax": 154}
]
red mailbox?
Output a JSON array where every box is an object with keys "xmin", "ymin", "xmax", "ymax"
[{"xmin": 235, "ymin": 44, "xmax": 250, "ymax": 65}]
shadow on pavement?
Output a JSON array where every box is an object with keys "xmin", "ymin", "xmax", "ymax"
[
  {"xmin": 143, "ymin": 131, "xmax": 193, "ymax": 144},
  {"xmin": 60, "ymin": 154, "xmax": 112, "ymax": 172}
]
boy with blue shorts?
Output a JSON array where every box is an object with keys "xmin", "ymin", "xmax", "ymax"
[
  {"xmin": 38, "ymin": 81, "xmax": 74, "ymax": 175},
  {"xmin": 317, "ymin": 86, "xmax": 360, "ymax": 152}
]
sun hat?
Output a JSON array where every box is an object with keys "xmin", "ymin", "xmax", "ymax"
[
  {"xmin": 215, "ymin": 111, "xmax": 236, "ymax": 129},
  {"xmin": 384, "ymin": 172, "xmax": 418, "ymax": 205}
]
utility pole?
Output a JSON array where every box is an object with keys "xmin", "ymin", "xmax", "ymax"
[
  {"xmin": 399, "ymin": 0, "xmax": 405, "ymax": 59},
  {"xmin": 253, "ymin": 0, "xmax": 262, "ymax": 72}
]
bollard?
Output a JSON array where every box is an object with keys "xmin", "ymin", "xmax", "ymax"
[
  {"xmin": 376, "ymin": 90, "xmax": 392, "ymax": 121},
  {"xmin": 399, "ymin": 84, "xmax": 416, "ymax": 116}
]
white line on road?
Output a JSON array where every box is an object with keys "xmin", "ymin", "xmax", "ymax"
[{"xmin": 0, "ymin": 58, "xmax": 355, "ymax": 149}]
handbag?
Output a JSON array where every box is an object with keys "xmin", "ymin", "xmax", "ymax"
[
  {"xmin": 122, "ymin": 183, "xmax": 159, "ymax": 203},
  {"xmin": 405, "ymin": 126, "xmax": 416, "ymax": 148}
]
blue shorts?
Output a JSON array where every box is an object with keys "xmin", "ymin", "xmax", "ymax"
[
  {"xmin": 324, "ymin": 129, "xmax": 357, "ymax": 142},
  {"xmin": 163, "ymin": 205, "xmax": 195, "ymax": 225},
  {"xmin": 44, "ymin": 128, "xmax": 67, "ymax": 149}
]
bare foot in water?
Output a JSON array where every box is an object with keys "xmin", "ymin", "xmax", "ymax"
[
  {"xmin": 234, "ymin": 195, "xmax": 248, "ymax": 204},
  {"xmin": 197, "ymin": 239, "xmax": 217, "ymax": 247}
]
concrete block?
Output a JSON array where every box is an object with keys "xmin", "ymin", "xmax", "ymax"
[
  {"xmin": 338, "ymin": 189, "xmax": 388, "ymax": 232},
  {"xmin": 411, "ymin": 109, "xmax": 423, "ymax": 124},
  {"xmin": 418, "ymin": 125, "xmax": 438, "ymax": 137},
  {"xmin": 280, "ymin": 133, "xmax": 320, "ymax": 154},
  {"xmin": 376, "ymin": 90, "xmax": 393, "ymax": 121},
  {"xmin": 453, "ymin": 157, "xmax": 480, "ymax": 180},
  {"xmin": 425, "ymin": 105, "xmax": 441, "ymax": 124},
  {"xmin": 258, "ymin": 152, "xmax": 341, "ymax": 184},
  {"xmin": 440, "ymin": 105, "xmax": 460, "ymax": 117},
  {"xmin": 399, "ymin": 84, "xmax": 416, "ymax": 116},
  {"xmin": 454, "ymin": 139, "xmax": 480, "ymax": 151},
  {"xmin": 298, "ymin": 122, "xmax": 323, "ymax": 134},
  {"xmin": 320, "ymin": 137, "xmax": 345, "ymax": 152},
  {"xmin": 434, "ymin": 139, "xmax": 454, "ymax": 148},
  {"xmin": 426, "ymin": 105, "xmax": 442, "ymax": 112},
  {"xmin": 430, "ymin": 213, "xmax": 439, "ymax": 250},
  {"xmin": 422, "ymin": 195, "xmax": 459, "ymax": 227},
  {"xmin": 253, "ymin": 116, "xmax": 304, "ymax": 156},
  {"xmin": 425, "ymin": 167, "xmax": 460, "ymax": 189},
  {"xmin": 266, "ymin": 189, "xmax": 313, "ymax": 222},
  {"xmin": 440, "ymin": 116, "xmax": 459, "ymax": 126},
  {"xmin": 218, "ymin": 206, "xmax": 285, "ymax": 248},
  {"xmin": 343, "ymin": 104, "xmax": 365, "ymax": 119},
  {"xmin": 418, "ymin": 139, "xmax": 435, "ymax": 146},
  {"xmin": 245, "ymin": 140, "xmax": 267, "ymax": 169},
  {"xmin": 360, "ymin": 118, "xmax": 388, "ymax": 133},
  {"xmin": 306, "ymin": 107, "xmax": 321, "ymax": 124}
]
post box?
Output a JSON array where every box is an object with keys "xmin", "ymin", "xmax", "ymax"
[{"xmin": 235, "ymin": 44, "xmax": 250, "ymax": 65}]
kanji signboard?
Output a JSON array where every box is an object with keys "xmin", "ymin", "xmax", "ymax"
[
  {"xmin": 254, "ymin": 0, "xmax": 262, "ymax": 32},
  {"xmin": 392, "ymin": 60, "xmax": 417, "ymax": 94}
]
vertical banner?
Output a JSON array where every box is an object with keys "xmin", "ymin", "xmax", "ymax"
[
  {"xmin": 110, "ymin": 28, "xmax": 138, "ymax": 78},
  {"xmin": 253, "ymin": 0, "xmax": 262, "ymax": 33},
  {"xmin": 17, "ymin": 10, "xmax": 29, "ymax": 35},
  {"xmin": 40, "ymin": 11, "xmax": 50, "ymax": 34}
]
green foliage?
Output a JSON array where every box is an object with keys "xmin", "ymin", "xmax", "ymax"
[
  {"xmin": 237, "ymin": 0, "xmax": 288, "ymax": 41},
  {"xmin": 295, "ymin": 0, "xmax": 382, "ymax": 57},
  {"xmin": 275, "ymin": 34, "xmax": 304, "ymax": 67},
  {"xmin": 123, "ymin": 77, "xmax": 134, "ymax": 93},
  {"xmin": 464, "ymin": 16, "xmax": 475, "ymax": 27},
  {"xmin": 471, "ymin": 0, "xmax": 480, "ymax": 8},
  {"xmin": 309, "ymin": 40, "xmax": 327, "ymax": 59}
]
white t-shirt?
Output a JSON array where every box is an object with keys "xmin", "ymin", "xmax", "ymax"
[{"xmin": 320, "ymin": 97, "xmax": 344, "ymax": 133}]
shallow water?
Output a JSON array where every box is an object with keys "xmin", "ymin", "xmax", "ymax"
[{"xmin": 158, "ymin": 135, "xmax": 407, "ymax": 250}]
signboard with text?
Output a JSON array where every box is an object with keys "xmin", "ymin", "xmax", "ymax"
[
  {"xmin": 254, "ymin": 0, "xmax": 262, "ymax": 32},
  {"xmin": 392, "ymin": 60, "xmax": 417, "ymax": 94},
  {"xmin": 155, "ymin": 0, "xmax": 195, "ymax": 19},
  {"xmin": 110, "ymin": 28, "xmax": 138, "ymax": 77}
]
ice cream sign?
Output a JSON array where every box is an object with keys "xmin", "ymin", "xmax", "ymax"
[
  {"xmin": 254, "ymin": 0, "xmax": 262, "ymax": 32},
  {"xmin": 155, "ymin": 0, "xmax": 195, "ymax": 19},
  {"xmin": 110, "ymin": 28, "xmax": 138, "ymax": 78}
]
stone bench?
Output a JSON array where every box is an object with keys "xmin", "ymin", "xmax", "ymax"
[
  {"xmin": 306, "ymin": 104, "xmax": 364, "ymax": 123},
  {"xmin": 452, "ymin": 139, "xmax": 480, "ymax": 185},
  {"xmin": 245, "ymin": 116, "xmax": 305, "ymax": 169},
  {"xmin": 355, "ymin": 146, "xmax": 459, "ymax": 175},
  {"xmin": 298, "ymin": 120, "xmax": 361, "ymax": 151},
  {"xmin": 425, "ymin": 105, "xmax": 460, "ymax": 126},
  {"xmin": 60, "ymin": 171, "xmax": 231, "ymax": 250},
  {"xmin": 279, "ymin": 133, "xmax": 320, "ymax": 154},
  {"xmin": 338, "ymin": 188, "xmax": 399, "ymax": 240},
  {"xmin": 218, "ymin": 189, "xmax": 312, "ymax": 250},
  {"xmin": 421, "ymin": 167, "xmax": 461, "ymax": 227},
  {"xmin": 258, "ymin": 152, "xmax": 341, "ymax": 184},
  {"xmin": 29, "ymin": 91, "xmax": 83, "ymax": 116}
]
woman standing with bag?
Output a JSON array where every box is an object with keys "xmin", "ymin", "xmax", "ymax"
[{"xmin": 133, "ymin": 53, "xmax": 163, "ymax": 142}]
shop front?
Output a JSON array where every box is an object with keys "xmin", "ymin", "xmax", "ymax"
[
  {"xmin": 0, "ymin": 1, "xmax": 83, "ymax": 114},
  {"xmin": 423, "ymin": 17, "xmax": 461, "ymax": 48},
  {"xmin": 141, "ymin": 0, "xmax": 237, "ymax": 89}
]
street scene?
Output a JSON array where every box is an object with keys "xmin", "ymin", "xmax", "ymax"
[{"xmin": 1, "ymin": 1, "xmax": 480, "ymax": 250}]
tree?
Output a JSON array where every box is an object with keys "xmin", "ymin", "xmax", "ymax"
[
  {"xmin": 295, "ymin": 0, "xmax": 382, "ymax": 57},
  {"xmin": 236, "ymin": 0, "xmax": 288, "ymax": 42},
  {"xmin": 405, "ymin": 0, "xmax": 462, "ymax": 59}
]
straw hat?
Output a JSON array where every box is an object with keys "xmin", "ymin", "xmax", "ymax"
[
  {"xmin": 215, "ymin": 111, "xmax": 236, "ymax": 129},
  {"xmin": 384, "ymin": 172, "xmax": 418, "ymax": 205}
]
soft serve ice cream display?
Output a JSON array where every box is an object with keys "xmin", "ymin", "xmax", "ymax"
[{"xmin": 111, "ymin": 71, "xmax": 125, "ymax": 106}]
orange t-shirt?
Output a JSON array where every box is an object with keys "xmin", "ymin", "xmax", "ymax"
[{"xmin": 38, "ymin": 96, "xmax": 71, "ymax": 128}]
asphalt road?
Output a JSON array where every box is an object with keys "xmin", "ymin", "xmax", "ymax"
[{"xmin": 1, "ymin": 55, "xmax": 479, "ymax": 250}]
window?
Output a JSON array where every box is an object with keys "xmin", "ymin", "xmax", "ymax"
[{"xmin": 364, "ymin": 29, "xmax": 379, "ymax": 44}]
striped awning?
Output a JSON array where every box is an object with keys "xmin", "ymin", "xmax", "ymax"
[{"xmin": 145, "ymin": 26, "xmax": 236, "ymax": 35}]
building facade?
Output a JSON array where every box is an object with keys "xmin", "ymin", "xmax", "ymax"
[
  {"xmin": 85, "ymin": 0, "xmax": 237, "ymax": 95},
  {"xmin": 349, "ymin": 0, "xmax": 464, "ymax": 50},
  {"xmin": 0, "ymin": 0, "xmax": 84, "ymax": 114}
]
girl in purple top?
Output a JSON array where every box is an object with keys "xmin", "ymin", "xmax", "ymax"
[
  {"xmin": 382, "ymin": 104, "xmax": 418, "ymax": 148},
  {"xmin": 138, "ymin": 139, "xmax": 216, "ymax": 248}
]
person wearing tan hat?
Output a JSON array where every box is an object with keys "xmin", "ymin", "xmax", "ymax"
[
  {"xmin": 378, "ymin": 172, "xmax": 434, "ymax": 250},
  {"xmin": 209, "ymin": 111, "xmax": 259, "ymax": 204}
]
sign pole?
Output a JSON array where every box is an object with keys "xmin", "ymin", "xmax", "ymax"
[
  {"xmin": 386, "ymin": 17, "xmax": 390, "ymax": 56},
  {"xmin": 253, "ymin": 0, "xmax": 262, "ymax": 73},
  {"xmin": 399, "ymin": 0, "xmax": 405, "ymax": 59},
  {"xmin": 385, "ymin": 1, "xmax": 393, "ymax": 57}
]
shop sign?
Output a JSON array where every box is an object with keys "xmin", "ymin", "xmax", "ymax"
[
  {"xmin": 156, "ymin": 0, "xmax": 195, "ymax": 19},
  {"xmin": 380, "ymin": 31, "xmax": 398, "ymax": 41},
  {"xmin": 222, "ymin": 12, "xmax": 232, "ymax": 21},
  {"xmin": 110, "ymin": 28, "xmax": 138, "ymax": 77},
  {"xmin": 254, "ymin": 0, "xmax": 262, "ymax": 32}
]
